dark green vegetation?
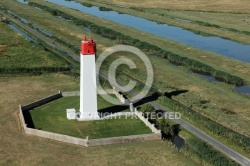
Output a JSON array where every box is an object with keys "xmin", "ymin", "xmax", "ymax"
[
  {"xmin": 139, "ymin": 104, "xmax": 181, "ymax": 137},
  {"xmin": 0, "ymin": 22, "xmax": 69, "ymax": 74},
  {"xmin": 28, "ymin": 2, "xmax": 245, "ymax": 85},
  {"xmin": 30, "ymin": 96, "xmax": 151, "ymax": 139},
  {"xmin": 182, "ymin": 131, "xmax": 239, "ymax": 166}
]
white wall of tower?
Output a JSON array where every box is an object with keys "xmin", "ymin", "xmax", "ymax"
[{"xmin": 79, "ymin": 53, "xmax": 99, "ymax": 120}]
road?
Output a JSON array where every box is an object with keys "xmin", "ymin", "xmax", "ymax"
[{"xmin": 2, "ymin": 11, "xmax": 250, "ymax": 166}]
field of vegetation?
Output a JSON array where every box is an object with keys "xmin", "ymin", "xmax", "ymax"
[
  {"xmin": 147, "ymin": 9, "xmax": 250, "ymax": 33},
  {"xmin": 1, "ymin": 0, "xmax": 249, "ymax": 157},
  {"xmin": 0, "ymin": 21, "xmax": 69, "ymax": 74},
  {"xmin": 103, "ymin": 0, "xmax": 250, "ymax": 13},
  {"xmin": 0, "ymin": 0, "xmax": 249, "ymax": 165}
]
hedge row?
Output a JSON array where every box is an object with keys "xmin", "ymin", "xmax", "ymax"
[
  {"xmin": 28, "ymin": 2, "xmax": 245, "ymax": 85},
  {"xmin": 194, "ymin": 20, "xmax": 250, "ymax": 36},
  {"xmin": 183, "ymin": 136, "xmax": 239, "ymax": 166},
  {"xmin": 0, "ymin": 66, "xmax": 70, "ymax": 74}
]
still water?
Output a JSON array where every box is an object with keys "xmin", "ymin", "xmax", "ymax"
[{"xmin": 8, "ymin": 24, "xmax": 36, "ymax": 42}]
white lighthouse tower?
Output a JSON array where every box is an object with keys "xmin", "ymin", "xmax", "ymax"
[{"xmin": 78, "ymin": 36, "xmax": 99, "ymax": 120}]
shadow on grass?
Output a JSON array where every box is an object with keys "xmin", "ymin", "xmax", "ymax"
[
  {"xmin": 173, "ymin": 135, "xmax": 185, "ymax": 149},
  {"xmin": 98, "ymin": 105, "xmax": 129, "ymax": 116},
  {"xmin": 133, "ymin": 92, "xmax": 161, "ymax": 107},
  {"xmin": 164, "ymin": 90, "xmax": 188, "ymax": 99}
]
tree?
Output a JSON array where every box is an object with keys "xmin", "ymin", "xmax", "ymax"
[
  {"xmin": 140, "ymin": 104, "xmax": 155, "ymax": 119},
  {"xmin": 156, "ymin": 118, "xmax": 173, "ymax": 139}
]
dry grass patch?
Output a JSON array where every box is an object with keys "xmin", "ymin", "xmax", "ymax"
[{"xmin": 0, "ymin": 44, "xmax": 7, "ymax": 54}]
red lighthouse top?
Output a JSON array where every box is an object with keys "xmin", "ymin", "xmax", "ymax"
[{"xmin": 81, "ymin": 36, "xmax": 96, "ymax": 55}]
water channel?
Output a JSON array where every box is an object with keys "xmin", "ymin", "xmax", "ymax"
[
  {"xmin": 44, "ymin": 0, "xmax": 250, "ymax": 63},
  {"xmin": 8, "ymin": 24, "xmax": 36, "ymax": 42}
]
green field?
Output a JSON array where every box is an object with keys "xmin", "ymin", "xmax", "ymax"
[
  {"xmin": 147, "ymin": 9, "xmax": 250, "ymax": 33},
  {"xmin": 100, "ymin": 0, "xmax": 250, "ymax": 14},
  {"xmin": 0, "ymin": 22, "xmax": 68, "ymax": 70}
]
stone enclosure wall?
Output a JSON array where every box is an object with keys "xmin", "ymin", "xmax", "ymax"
[
  {"xmin": 129, "ymin": 104, "xmax": 161, "ymax": 134},
  {"xmin": 19, "ymin": 91, "xmax": 161, "ymax": 147},
  {"xmin": 22, "ymin": 91, "xmax": 62, "ymax": 111}
]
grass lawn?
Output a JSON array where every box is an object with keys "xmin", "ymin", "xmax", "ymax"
[{"xmin": 30, "ymin": 96, "xmax": 151, "ymax": 139}]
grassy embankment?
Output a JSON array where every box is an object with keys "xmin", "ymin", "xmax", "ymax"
[
  {"xmin": 146, "ymin": 9, "xmax": 250, "ymax": 34},
  {"xmin": 3, "ymin": 0, "xmax": 250, "ymax": 157},
  {"xmin": 76, "ymin": 0, "xmax": 250, "ymax": 44}
]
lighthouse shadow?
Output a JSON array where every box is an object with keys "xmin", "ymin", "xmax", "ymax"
[
  {"xmin": 98, "ymin": 105, "xmax": 129, "ymax": 118},
  {"xmin": 133, "ymin": 92, "xmax": 161, "ymax": 107},
  {"xmin": 164, "ymin": 90, "xmax": 188, "ymax": 99}
]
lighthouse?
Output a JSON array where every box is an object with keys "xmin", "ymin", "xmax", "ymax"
[{"xmin": 78, "ymin": 36, "xmax": 99, "ymax": 120}]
